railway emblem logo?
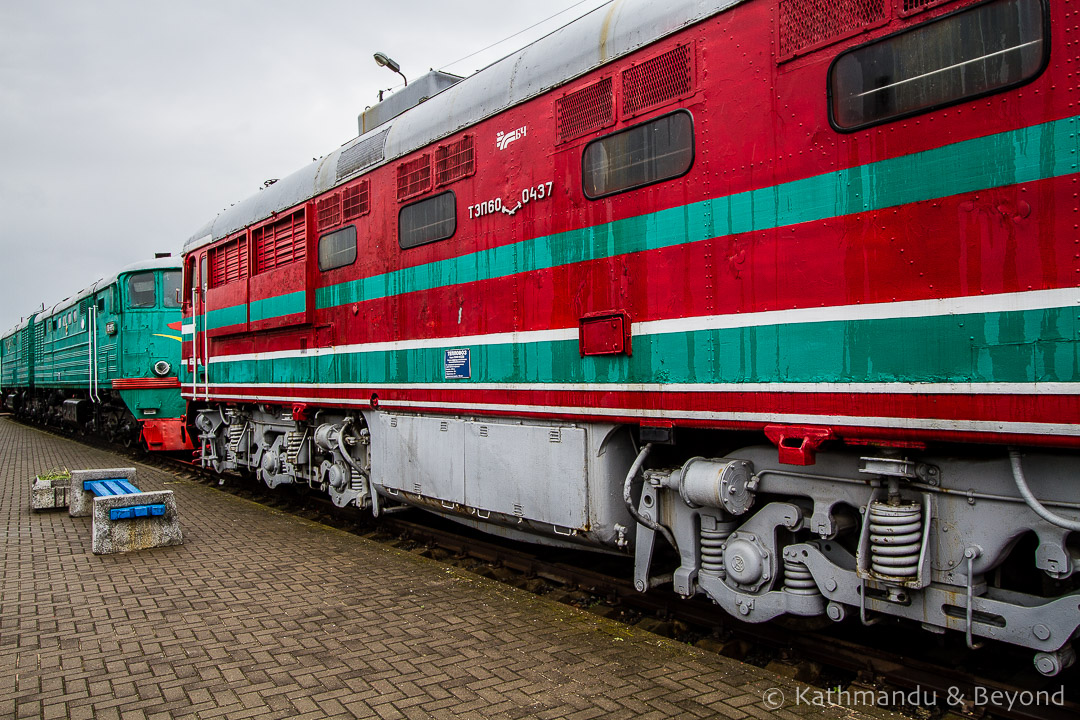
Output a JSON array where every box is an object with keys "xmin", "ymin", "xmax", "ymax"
[{"xmin": 496, "ymin": 126, "xmax": 527, "ymax": 151}]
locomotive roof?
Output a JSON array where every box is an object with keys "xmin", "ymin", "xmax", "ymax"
[
  {"xmin": 1, "ymin": 256, "xmax": 181, "ymax": 339},
  {"xmin": 185, "ymin": 0, "xmax": 740, "ymax": 252}
]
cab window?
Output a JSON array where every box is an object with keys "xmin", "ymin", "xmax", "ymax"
[
  {"xmin": 127, "ymin": 272, "xmax": 156, "ymax": 308},
  {"xmin": 163, "ymin": 271, "xmax": 182, "ymax": 308}
]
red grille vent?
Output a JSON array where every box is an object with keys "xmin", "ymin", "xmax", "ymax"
[
  {"xmin": 622, "ymin": 44, "xmax": 694, "ymax": 117},
  {"xmin": 899, "ymin": 0, "xmax": 942, "ymax": 15},
  {"xmin": 208, "ymin": 238, "xmax": 247, "ymax": 287},
  {"xmin": 557, "ymin": 77, "xmax": 614, "ymax": 144},
  {"xmin": 778, "ymin": 0, "xmax": 886, "ymax": 59},
  {"xmin": 342, "ymin": 180, "xmax": 370, "ymax": 221},
  {"xmin": 396, "ymin": 154, "xmax": 431, "ymax": 201},
  {"xmin": 435, "ymin": 135, "xmax": 475, "ymax": 187},
  {"xmin": 316, "ymin": 193, "xmax": 341, "ymax": 231},
  {"xmin": 253, "ymin": 210, "xmax": 306, "ymax": 273}
]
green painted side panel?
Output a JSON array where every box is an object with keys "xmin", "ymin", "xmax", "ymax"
[
  {"xmin": 36, "ymin": 327, "xmax": 92, "ymax": 387},
  {"xmin": 250, "ymin": 291, "xmax": 306, "ymax": 323},
  {"xmin": 205, "ymin": 304, "xmax": 247, "ymax": 330},
  {"xmin": 207, "ymin": 307, "xmax": 1079, "ymax": 387},
  {"xmin": 117, "ymin": 387, "xmax": 187, "ymax": 420}
]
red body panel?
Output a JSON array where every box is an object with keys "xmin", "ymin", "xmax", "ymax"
[{"xmin": 182, "ymin": 0, "xmax": 1079, "ymax": 452}]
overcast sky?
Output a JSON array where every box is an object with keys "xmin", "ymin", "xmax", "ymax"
[{"xmin": 0, "ymin": 0, "xmax": 613, "ymax": 332}]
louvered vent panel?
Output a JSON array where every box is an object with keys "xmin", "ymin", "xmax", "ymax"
[
  {"xmin": 336, "ymin": 128, "xmax": 389, "ymax": 180},
  {"xmin": 228, "ymin": 241, "xmax": 247, "ymax": 284},
  {"xmin": 396, "ymin": 154, "xmax": 431, "ymax": 201},
  {"xmin": 778, "ymin": 0, "xmax": 886, "ymax": 59},
  {"xmin": 435, "ymin": 135, "xmax": 475, "ymax": 186},
  {"xmin": 254, "ymin": 210, "xmax": 306, "ymax": 273},
  {"xmin": 557, "ymin": 77, "xmax": 614, "ymax": 144},
  {"xmin": 900, "ymin": 0, "xmax": 938, "ymax": 13},
  {"xmin": 209, "ymin": 239, "xmax": 248, "ymax": 286},
  {"xmin": 316, "ymin": 193, "xmax": 341, "ymax": 230},
  {"xmin": 209, "ymin": 246, "xmax": 226, "ymax": 287},
  {"xmin": 622, "ymin": 44, "xmax": 693, "ymax": 117},
  {"xmin": 342, "ymin": 180, "xmax": 370, "ymax": 221}
]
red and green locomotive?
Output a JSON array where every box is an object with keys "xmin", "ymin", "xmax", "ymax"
[{"xmin": 182, "ymin": 0, "xmax": 1079, "ymax": 670}]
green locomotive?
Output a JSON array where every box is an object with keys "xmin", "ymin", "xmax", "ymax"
[{"xmin": 1, "ymin": 256, "xmax": 191, "ymax": 450}]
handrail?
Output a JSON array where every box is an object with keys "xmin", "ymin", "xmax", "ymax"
[
  {"xmin": 191, "ymin": 288, "xmax": 197, "ymax": 398},
  {"xmin": 88, "ymin": 304, "xmax": 98, "ymax": 402}
]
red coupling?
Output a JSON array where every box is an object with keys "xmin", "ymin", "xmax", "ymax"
[{"xmin": 764, "ymin": 425, "xmax": 835, "ymax": 466}]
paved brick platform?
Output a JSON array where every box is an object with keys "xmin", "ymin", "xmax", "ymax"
[{"xmin": 0, "ymin": 417, "xmax": 896, "ymax": 720}]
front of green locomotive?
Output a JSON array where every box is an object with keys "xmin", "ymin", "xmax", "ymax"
[{"xmin": 107, "ymin": 257, "xmax": 192, "ymax": 451}]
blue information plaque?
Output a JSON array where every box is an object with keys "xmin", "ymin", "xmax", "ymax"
[{"xmin": 444, "ymin": 348, "xmax": 471, "ymax": 379}]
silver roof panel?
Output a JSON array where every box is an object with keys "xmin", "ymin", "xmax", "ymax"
[{"xmin": 185, "ymin": 0, "xmax": 740, "ymax": 253}]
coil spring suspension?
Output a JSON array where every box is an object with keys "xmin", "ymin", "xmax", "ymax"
[
  {"xmin": 700, "ymin": 524, "xmax": 734, "ymax": 577},
  {"xmin": 285, "ymin": 430, "xmax": 306, "ymax": 465},
  {"xmin": 868, "ymin": 500, "xmax": 923, "ymax": 578},
  {"xmin": 227, "ymin": 422, "xmax": 245, "ymax": 453},
  {"xmin": 782, "ymin": 556, "xmax": 819, "ymax": 596},
  {"xmin": 350, "ymin": 466, "xmax": 363, "ymax": 492}
]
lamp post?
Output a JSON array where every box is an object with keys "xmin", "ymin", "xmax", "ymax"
[{"xmin": 374, "ymin": 52, "xmax": 407, "ymax": 87}]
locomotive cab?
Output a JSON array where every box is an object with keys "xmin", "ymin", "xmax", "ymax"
[{"xmin": 111, "ymin": 263, "xmax": 190, "ymax": 450}]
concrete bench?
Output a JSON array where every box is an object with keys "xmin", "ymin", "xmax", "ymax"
[{"xmin": 69, "ymin": 467, "xmax": 183, "ymax": 555}]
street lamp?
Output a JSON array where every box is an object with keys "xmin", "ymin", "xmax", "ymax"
[{"xmin": 374, "ymin": 52, "xmax": 407, "ymax": 86}]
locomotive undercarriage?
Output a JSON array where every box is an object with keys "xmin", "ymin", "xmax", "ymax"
[
  {"xmin": 194, "ymin": 405, "xmax": 1080, "ymax": 674},
  {"xmin": 636, "ymin": 445, "xmax": 1080, "ymax": 676},
  {"xmin": 195, "ymin": 405, "xmax": 636, "ymax": 549},
  {"xmin": 195, "ymin": 405, "xmax": 373, "ymax": 510},
  {"xmin": 6, "ymin": 388, "xmax": 140, "ymax": 444}
]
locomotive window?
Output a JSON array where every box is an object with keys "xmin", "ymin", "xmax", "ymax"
[
  {"xmin": 127, "ymin": 272, "xmax": 156, "ymax": 308},
  {"xmin": 162, "ymin": 271, "xmax": 182, "ymax": 308},
  {"xmin": 318, "ymin": 226, "xmax": 357, "ymax": 271},
  {"xmin": 582, "ymin": 110, "xmax": 694, "ymax": 199},
  {"xmin": 828, "ymin": 0, "xmax": 1048, "ymax": 131},
  {"xmin": 399, "ymin": 191, "xmax": 456, "ymax": 249}
]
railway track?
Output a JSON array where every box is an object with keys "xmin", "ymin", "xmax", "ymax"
[{"xmin": 17, "ymin": 418, "xmax": 1079, "ymax": 720}]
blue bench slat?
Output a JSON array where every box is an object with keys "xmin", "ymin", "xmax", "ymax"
[
  {"xmin": 84, "ymin": 479, "xmax": 141, "ymax": 496},
  {"xmin": 105, "ymin": 480, "xmax": 138, "ymax": 495},
  {"xmin": 109, "ymin": 504, "xmax": 166, "ymax": 521}
]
